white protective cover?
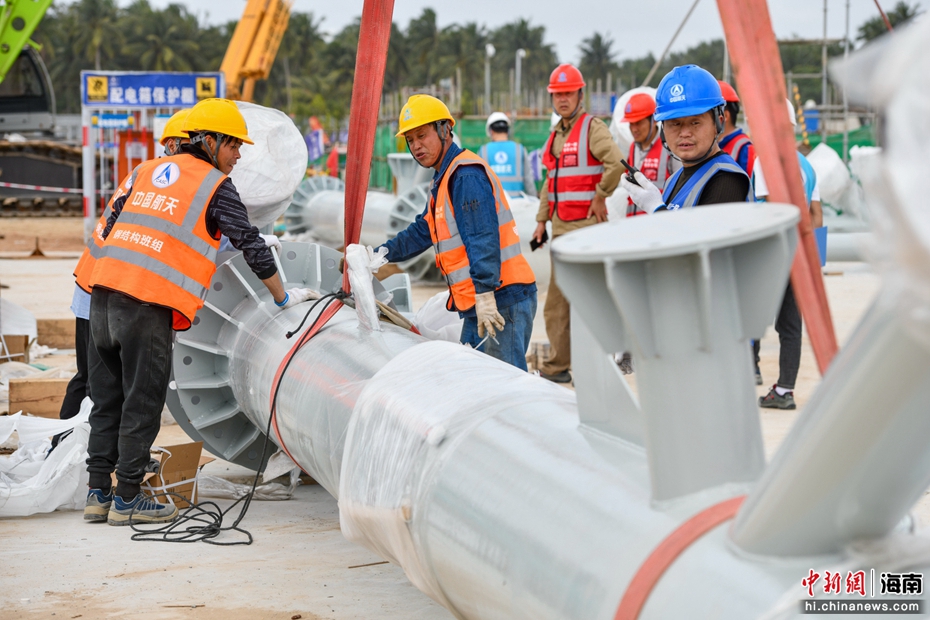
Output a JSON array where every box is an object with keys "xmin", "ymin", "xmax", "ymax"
[
  {"xmin": 0, "ymin": 297, "xmax": 37, "ymax": 340},
  {"xmin": 805, "ymin": 142, "xmax": 851, "ymax": 204},
  {"xmin": 412, "ymin": 291, "xmax": 463, "ymax": 343},
  {"xmin": 609, "ymin": 86, "xmax": 658, "ymax": 157},
  {"xmin": 0, "ymin": 398, "xmax": 91, "ymax": 516},
  {"xmin": 345, "ymin": 244, "xmax": 389, "ymax": 332},
  {"xmin": 232, "ymin": 102, "xmax": 309, "ymax": 229}
]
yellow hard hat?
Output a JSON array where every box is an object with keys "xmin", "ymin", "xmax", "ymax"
[
  {"xmin": 182, "ymin": 98, "xmax": 254, "ymax": 145},
  {"xmin": 159, "ymin": 109, "xmax": 190, "ymax": 145},
  {"xmin": 396, "ymin": 95, "xmax": 455, "ymax": 137}
]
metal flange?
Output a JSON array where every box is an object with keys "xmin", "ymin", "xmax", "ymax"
[{"xmin": 167, "ymin": 241, "xmax": 413, "ymax": 470}]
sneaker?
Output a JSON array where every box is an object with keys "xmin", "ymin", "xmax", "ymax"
[
  {"xmin": 759, "ymin": 385, "xmax": 796, "ymax": 410},
  {"xmin": 537, "ymin": 369, "xmax": 572, "ymax": 384},
  {"xmin": 755, "ymin": 368, "xmax": 763, "ymax": 386},
  {"xmin": 107, "ymin": 493, "xmax": 178, "ymax": 526},
  {"xmin": 84, "ymin": 488, "xmax": 113, "ymax": 523}
]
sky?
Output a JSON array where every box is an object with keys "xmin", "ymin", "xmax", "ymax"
[{"xmin": 127, "ymin": 0, "xmax": 886, "ymax": 63}]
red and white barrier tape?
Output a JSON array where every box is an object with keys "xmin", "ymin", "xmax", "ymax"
[{"xmin": 0, "ymin": 181, "xmax": 83, "ymax": 194}]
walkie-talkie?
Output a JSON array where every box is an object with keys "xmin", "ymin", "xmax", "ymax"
[{"xmin": 621, "ymin": 158, "xmax": 640, "ymax": 186}]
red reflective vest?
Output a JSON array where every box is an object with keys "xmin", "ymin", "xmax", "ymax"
[
  {"xmin": 627, "ymin": 138, "xmax": 673, "ymax": 216},
  {"xmin": 425, "ymin": 150, "xmax": 536, "ymax": 313},
  {"xmin": 73, "ymin": 167, "xmax": 139, "ymax": 292},
  {"xmin": 542, "ymin": 113, "xmax": 604, "ymax": 222},
  {"xmin": 88, "ymin": 154, "xmax": 225, "ymax": 331},
  {"xmin": 720, "ymin": 131, "xmax": 755, "ymax": 178}
]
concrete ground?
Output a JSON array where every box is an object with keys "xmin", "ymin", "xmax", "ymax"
[{"xmin": 0, "ymin": 218, "xmax": 922, "ymax": 618}]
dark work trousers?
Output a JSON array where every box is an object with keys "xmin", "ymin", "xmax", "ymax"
[
  {"xmin": 86, "ymin": 288, "xmax": 173, "ymax": 499},
  {"xmin": 753, "ymin": 283, "xmax": 803, "ymax": 390},
  {"xmin": 59, "ymin": 317, "xmax": 91, "ymax": 419},
  {"xmin": 50, "ymin": 318, "xmax": 92, "ymax": 451}
]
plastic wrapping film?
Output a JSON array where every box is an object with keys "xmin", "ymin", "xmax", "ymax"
[
  {"xmin": 338, "ymin": 340, "xmax": 578, "ymax": 612},
  {"xmin": 804, "ymin": 143, "xmax": 851, "ymax": 204},
  {"xmin": 345, "ymin": 243, "xmax": 388, "ymax": 332},
  {"xmin": 853, "ymin": 17, "xmax": 930, "ymax": 350},
  {"xmin": 220, "ymin": 297, "xmax": 425, "ymax": 495},
  {"xmin": 232, "ymin": 101, "xmax": 308, "ymax": 229}
]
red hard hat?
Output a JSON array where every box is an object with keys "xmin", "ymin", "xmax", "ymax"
[
  {"xmin": 718, "ymin": 80, "xmax": 739, "ymax": 103},
  {"xmin": 548, "ymin": 64, "xmax": 586, "ymax": 93},
  {"xmin": 621, "ymin": 93, "xmax": 656, "ymax": 123}
]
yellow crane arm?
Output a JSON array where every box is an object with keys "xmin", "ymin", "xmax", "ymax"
[{"xmin": 220, "ymin": 0, "xmax": 292, "ymax": 101}]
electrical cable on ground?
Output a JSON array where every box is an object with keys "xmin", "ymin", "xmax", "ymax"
[{"xmin": 129, "ymin": 292, "xmax": 346, "ymax": 545}]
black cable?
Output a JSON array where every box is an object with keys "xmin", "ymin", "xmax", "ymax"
[{"xmin": 129, "ymin": 293, "xmax": 346, "ymax": 545}]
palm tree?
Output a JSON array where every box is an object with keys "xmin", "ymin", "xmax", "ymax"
[
  {"xmin": 579, "ymin": 32, "xmax": 620, "ymax": 86},
  {"xmin": 490, "ymin": 19, "xmax": 557, "ymax": 96},
  {"xmin": 122, "ymin": 4, "xmax": 200, "ymax": 71},
  {"xmin": 73, "ymin": 0, "xmax": 123, "ymax": 70}
]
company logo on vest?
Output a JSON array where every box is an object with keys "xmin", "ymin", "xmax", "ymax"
[
  {"xmin": 494, "ymin": 151, "xmax": 509, "ymax": 164},
  {"xmin": 152, "ymin": 162, "xmax": 181, "ymax": 188}
]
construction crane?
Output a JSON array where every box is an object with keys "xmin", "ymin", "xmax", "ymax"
[{"xmin": 220, "ymin": 0, "xmax": 292, "ymax": 101}]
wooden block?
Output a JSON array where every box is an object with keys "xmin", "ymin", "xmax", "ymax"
[
  {"xmin": 0, "ymin": 334, "xmax": 30, "ymax": 363},
  {"xmin": 37, "ymin": 319, "xmax": 76, "ymax": 349},
  {"xmin": 8, "ymin": 377, "xmax": 70, "ymax": 418}
]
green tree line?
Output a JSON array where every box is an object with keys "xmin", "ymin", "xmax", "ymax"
[{"xmin": 34, "ymin": 0, "xmax": 920, "ymax": 124}]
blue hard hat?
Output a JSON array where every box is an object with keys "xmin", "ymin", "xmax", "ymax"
[{"xmin": 654, "ymin": 65, "xmax": 725, "ymax": 122}]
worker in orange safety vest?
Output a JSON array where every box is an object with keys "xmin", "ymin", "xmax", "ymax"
[
  {"xmin": 376, "ymin": 94, "xmax": 537, "ymax": 370},
  {"xmin": 531, "ymin": 63, "xmax": 623, "ymax": 384},
  {"xmin": 81, "ymin": 99, "xmax": 315, "ymax": 527}
]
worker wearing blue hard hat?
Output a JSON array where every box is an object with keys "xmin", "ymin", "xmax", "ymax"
[{"xmin": 622, "ymin": 65, "xmax": 751, "ymax": 212}]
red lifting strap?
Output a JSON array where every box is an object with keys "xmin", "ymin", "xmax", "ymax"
[{"xmin": 614, "ymin": 495, "xmax": 746, "ymax": 620}]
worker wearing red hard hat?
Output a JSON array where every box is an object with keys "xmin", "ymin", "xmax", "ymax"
[
  {"xmin": 717, "ymin": 80, "xmax": 756, "ymax": 177},
  {"xmin": 621, "ymin": 93, "xmax": 680, "ymax": 216},
  {"xmin": 531, "ymin": 63, "xmax": 623, "ymax": 384}
]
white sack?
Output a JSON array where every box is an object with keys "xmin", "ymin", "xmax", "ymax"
[
  {"xmin": 346, "ymin": 244, "xmax": 388, "ymax": 332},
  {"xmin": 413, "ymin": 291, "xmax": 463, "ymax": 343},
  {"xmin": 0, "ymin": 398, "xmax": 92, "ymax": 517},
  {"xmin": 0, "ymin": 297, "xmax": 37, "ymax": 340},
  {"xmin": 232, "ymin": 101, "xmax": 309, "ymax": 229},
  {"xmin": 806, "ymin": 143, "xmax": 852, "ymax": 204}
]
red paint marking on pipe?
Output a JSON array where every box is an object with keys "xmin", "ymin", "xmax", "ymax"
[
  {"xmin": 717, "ymin": 0, "xmax": 838, "ymax": 374},
  {"xmin": 614, "ymin": 496, "xmax": 746, "ymax": 620}
]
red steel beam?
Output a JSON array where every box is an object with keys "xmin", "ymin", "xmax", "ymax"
[
  {"xmin": 717, "ymin": 0, "xmax": 838, "ymax": 374},
  {"xmin": 342, "ymin": 0, "xmax": 395, "ymax": 293}
]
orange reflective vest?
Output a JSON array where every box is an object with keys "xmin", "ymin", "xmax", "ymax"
[
  {"xmin": 73, "ymin": 168, "xmax": 139, "ymax": 292},
  {"xmin": 88, "ymin": 154, "xmax": 225, "ymax": 331},
  {"xmin": 542, "ymin": 113, "xmax": 604, "ymax": 222},
  {"xmin": 425, "ymin": 150, "xmax": 535, "ymax": 313}
]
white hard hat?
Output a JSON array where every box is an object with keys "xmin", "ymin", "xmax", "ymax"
[
  {"xmin": 486, "ymin": 111, "xmax": 511, "ymax": 137},
  {"xmin": 786, "ymin": 98, "xmax": 797, "ymax": 128}
]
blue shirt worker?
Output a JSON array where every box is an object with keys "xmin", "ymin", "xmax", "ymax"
[
  {"xmin": 621, "ymin": 65, "xmax": 752, "ymax": 212},
  {"xmin": 378, "ymin": 95, "xmax": 538, "ymax": 370},
  {"xmin": 478, "ymin": 112, "xmax": 537, "ymax": 197},
  {"xmin": 751, "ymin": 98, "xmax": 823, "ymax": 410}
]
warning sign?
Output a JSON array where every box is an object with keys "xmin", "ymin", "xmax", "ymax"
[
  {"xmin": 196, "ymin": 77, "xmax": 217, "ymax": 99},
  {"xmin": 86, "ymin": 75, "xmax": 109, "ymax": 102}
]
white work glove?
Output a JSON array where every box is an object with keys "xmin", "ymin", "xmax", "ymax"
[
  {"xmin": 475, "ymin": 291, "xmax": 506, "ymax": 339},
  {"xmin": 260, "ymin": 233, "xmax": 282, "ymax": 251},
  {"xmin": 620, "ymin": 171, "xmax": 665, "ymax": 214},
  {"xmin": 275, "ymin": 287, "xmax": 319, "ymax": 309}
]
